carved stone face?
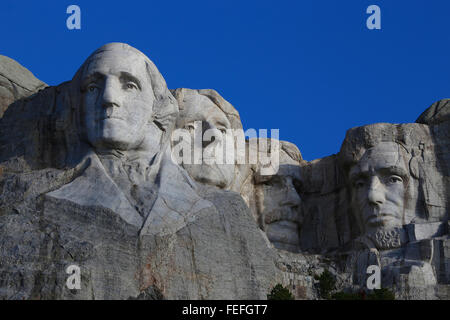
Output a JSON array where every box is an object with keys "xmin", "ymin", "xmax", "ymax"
[
  {"xmin": 81, "ymin": 49, "xmax": 155, "ymax": 151},
  {"xmin": 177, "ymin": 92, "xmax": 234, "ymax": 189},
  {"xmin": 349, "ymin": 142, "xmax": 409, "ymax": 235},
  {"xmin": 255, "ymin": 150, "xmax": 302, "ymax": 251}
]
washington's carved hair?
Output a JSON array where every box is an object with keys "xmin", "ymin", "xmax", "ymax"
[{"xmin": 68, "ymin": 42, "xmax": 178, "ymax": 147}]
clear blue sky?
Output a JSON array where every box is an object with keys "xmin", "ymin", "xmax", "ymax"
[{"xmin": 1, "ymin": 0, "xmax": 449, "ymax": 161}]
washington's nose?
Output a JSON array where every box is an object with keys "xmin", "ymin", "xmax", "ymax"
[
  {"xmin": 101, "ymin": 79, "xmax": 121, "ymax": 108},
  {"xmin": 281, "ymin": 178, "xmax": 302, "ymax": 207},
  {"xmin": 367, "ymin": 176, "xmax": 385, "ymax": 206}
]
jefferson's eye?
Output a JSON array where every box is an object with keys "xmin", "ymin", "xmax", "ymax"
[
  {"xmin": 388, "ymin": 175, "xmax": 403, "ymax": 184},
  {"xmin": 218, "ymin": 127, "xmax": 227, "ymax": 134},
  {"xmin": 185, "ymin": 124, "xmax": 195, "ymax": 132}
]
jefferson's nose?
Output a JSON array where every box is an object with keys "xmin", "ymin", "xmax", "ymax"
[
  {"xmin": 367, "ymin": 176, "xmax": 385, "ymax": 206},
  {"xmin": 202, "ymin": 121, "xmax": 222, "ymax": 148},
  {"xmin": 101, "ymin": 78, "xmax": 121, "ymax": 108},
  {"xmin": 281, "ymin": 178, "xmax": 302, "ymax": 207}
]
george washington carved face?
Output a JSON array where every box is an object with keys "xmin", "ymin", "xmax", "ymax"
[{"xmin": 80, "ymin": 45, "xmax": 156, "ymax": 151}]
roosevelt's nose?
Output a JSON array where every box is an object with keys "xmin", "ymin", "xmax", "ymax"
[
  {"xmin": 281, "ymin": 178, "xmax": 302, "ymax": 207},
  {"xmin": 101, "ymin": 78, "xmax": 121, "ymax": 108},
  {"xmin": 367, "ymin": 176, "xmax": 385, "ymax": 206}
]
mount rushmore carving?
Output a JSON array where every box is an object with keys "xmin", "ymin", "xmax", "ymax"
[{"xmin": 0, "ymin": 43, "xmax": 448, "ymax": 299}]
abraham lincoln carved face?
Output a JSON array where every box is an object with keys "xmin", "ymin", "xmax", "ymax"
[{"xmin": 349, "ymin": 142, "xmax": 409, "ymax": 235}]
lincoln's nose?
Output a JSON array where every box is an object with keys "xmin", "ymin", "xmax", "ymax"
[{"xmin": 367, "ymin": 176, "xmax": 385, "ymax": 206}]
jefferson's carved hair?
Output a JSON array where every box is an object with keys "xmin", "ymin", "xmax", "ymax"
[{"xmin": 171, "ymin": 88, "xmax": 242, "ymax": 130}]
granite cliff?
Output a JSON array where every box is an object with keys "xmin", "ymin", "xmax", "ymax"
[{"xmin": 0, "ymin": 44, "xmax": 448, "ymax": 299}]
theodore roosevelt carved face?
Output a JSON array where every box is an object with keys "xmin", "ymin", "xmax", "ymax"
[{"xmin": 254, "ymin": 141, "xmax": 303, "ymax": 252}]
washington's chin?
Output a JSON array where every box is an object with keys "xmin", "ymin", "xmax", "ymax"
[
  {"xmin": 88, "ymin": 133, "xmax": 140, "ymax": 151},
  {"xmin": 87, "ymin": 122, "xmax": 144, "ymax": 150}
]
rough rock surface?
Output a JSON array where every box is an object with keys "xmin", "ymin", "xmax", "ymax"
[
  {"xmin": 0, "ymin": 55, "xmax": 46, "ymax": 118},
  {"xmin": 417, "ymin": 99, "xmax": 450, "ymax": 125},
  {"xmin": 0, "ymin": 44, "xmax": 448, "ymax": 300},
  {"xmin": 0, "ymin": 44, "xmax": 279, "ymax": 299}
]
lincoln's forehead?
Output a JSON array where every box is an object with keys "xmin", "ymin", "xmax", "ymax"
[
  {"xmin": 350, "ymin": 142, "xmax": 408, "ymax": 176},
  {"xmin": 83, "ymin": 49, "xmax": 147, "ymax": 79}
]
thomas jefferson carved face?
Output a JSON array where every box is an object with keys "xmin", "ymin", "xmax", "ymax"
[
  {"xmin": 81, "ymin": 48, "xmax": 155, "ymax": 151},
  {"xmin": 349, "ymin": 142, "xmax": 409, "ymax": 235},
  {"xmin": 176, "ymin": 92, "xmax": 235, "ymax": 189}
]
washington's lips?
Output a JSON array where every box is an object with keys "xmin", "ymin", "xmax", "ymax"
[{"xmin": 97, "ymin": 107, "xmax": 124, "ymax": 121}]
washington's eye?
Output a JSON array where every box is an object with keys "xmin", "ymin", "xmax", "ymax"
[
  {"xmin": 125, "ymin": 82, "xmax": 138, "ymax": 90},
  {"xmin": 388, "ymin": 175, "xmax": 403, "ymax": 184}
]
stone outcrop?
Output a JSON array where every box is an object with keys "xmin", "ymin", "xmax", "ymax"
[
  {"xmin": 0, "ymin": 55, "xmax": 46, "ymax": 118},
  {"xmin": 0, "ymin": 43, "xmax": 448, "ymax": 300},
  {"xmin": 417, "ymin": 99, "xmax": 450, "ymax": 125}
]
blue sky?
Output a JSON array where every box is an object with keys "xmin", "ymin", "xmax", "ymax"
[{"xmin": 1, "ymin": 0, "xmax": 449, "ymax": 161}]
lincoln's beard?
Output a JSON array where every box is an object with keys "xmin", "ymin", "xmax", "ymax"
[{"xmin": 366, "ymin": 227, "xmax": 406, "ymax": 250}]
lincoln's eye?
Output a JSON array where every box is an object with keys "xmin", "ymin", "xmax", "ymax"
[{"xmin": 388, "ymin": 175, "xmax": 403, "ymax": 184}]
